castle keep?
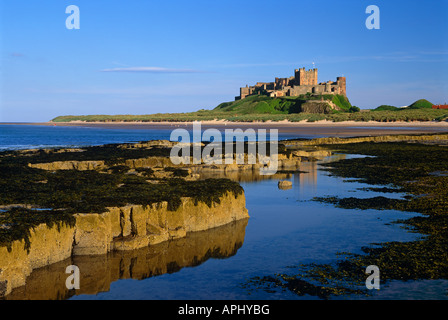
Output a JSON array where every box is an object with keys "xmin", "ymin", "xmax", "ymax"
[{"xmin": 236, "ymin": 67, "xmax": 346, "ymax": 100}]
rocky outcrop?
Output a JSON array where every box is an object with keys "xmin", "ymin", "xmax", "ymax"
[
  {"xmin": 291, "ymin": 149, "xmax": 332, "ymax": 160},
  {"xmin": 28, "ymin": 160, "xmax": 107, "ymax": 171},
  {"xmin": 0, "ymin": 223, "xmax": 75, "ymax": 298},
  {"xmin": 0, "ymin": 191, "xmax": 248, "ymax": 297},
  {"xmin": 284, "ymin": 133, "xmax": 448, "ymax": 147},
  {"xmin": 124, "ymin": 156, "xmax": 174, "ymax": 169},
  {"xmin": 27, "ymin": 157, "xmax": 174, "ymax": 171},
  {"xmin": 74, "ymin": 191, "xmax": 248, "ymax": 255},
  {"xmin": 300, "ymin": 101, "xmax": 338, "ymax": 114},
  {"xmin": 28, "ymin": 153, "xmax": 302, "ymax": 173},
  {"xmin": 4, "ymin": 218, "xmax": 248, "ymax": 300}
]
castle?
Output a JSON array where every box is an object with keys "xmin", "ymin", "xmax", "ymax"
[{"xmin": 236, "ymin": 67, "xmax": 346, "ymax": 100}]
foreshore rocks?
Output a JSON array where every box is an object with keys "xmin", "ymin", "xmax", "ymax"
[
  {"xmin": 284, "ymin": 133, "xmax": 448, "ymax": 147},
  {"xmin": 28, "ymin": 160, "xmax": 107, "ymax": 171},
  {"xmin": 4, "ymin": 218, "xmax": 249, "ymax": 300},
  {"xmin": 27, "ymin": 154, "xmax": 303, "ymax": 173},
  {"xmin": 0, "ymin": 191, "xmax": 248, "ymax": 297},
  {"xmin": 0, "ymin": 222, "xmax": 75, "ymax": 297}
]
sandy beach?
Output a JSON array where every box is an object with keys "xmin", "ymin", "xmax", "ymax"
[{"xmin": 3, "ymin": 120, "xmax": 448, "ymax": 138}]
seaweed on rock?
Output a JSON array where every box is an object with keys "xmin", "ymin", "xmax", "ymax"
[
  {"xmin": 0, "ymin": 208, "xmax": 76, "ymax": 253},
  {"xmin": 0, "ymin": 142, "xmax": 244, "ymax": 250}
]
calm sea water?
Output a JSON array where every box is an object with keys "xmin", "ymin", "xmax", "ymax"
[
  {"xmin": 2, "ymin": 124, "xmax": 447, "ymax": 300},
  {"xmin": 0, "ymin": 124, "xmax": 303, "ymax": 151},
  {"xmin": 0, "ymin": 124, "xmax": 176, "ymax": 151}
]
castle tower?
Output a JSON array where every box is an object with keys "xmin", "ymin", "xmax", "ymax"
[
  {"xmin": 336, "ymin": 77, "xmax": 346, "ymax": 96},
  {"xmin": 295, "ymin": 67, "xmax": 318, "ymax": 86}
]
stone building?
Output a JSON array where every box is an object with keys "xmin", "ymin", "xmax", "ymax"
[{"xmin": 236, "ymin": 67, "xmax": 346, "ymax": 100}]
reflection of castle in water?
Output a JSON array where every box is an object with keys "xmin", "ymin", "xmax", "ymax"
[
  {"xmin": 4, "ymin": 219, "xmax": 249, "ymax": 300},
  {"xmin": 198, "ymin": 170, "xmax": 293, "ymax": 182},
  {"xmin": 295, "ymin": 154, "xmax": 347, "ymax": 195},
  {"xmin": 198, "ymin": 154, "xmax": 347, "ymax": 196},
  {"xmin": 296, "ymin": 161, "xmax": 318, "ymax": 193}
]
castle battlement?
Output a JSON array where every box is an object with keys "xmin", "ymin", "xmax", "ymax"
[{"xmin": 236, "ymin": 67, "xmax": 346, "ymax": 100}]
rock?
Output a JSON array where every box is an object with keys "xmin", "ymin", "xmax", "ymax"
[
  {"xmin": 0, "ymin": 222, "xmax": 75, "ymax": 297},
  {"xmin": 278, "ymin": 180, "xmax": 292, "ymax": 190},
  {"xmin": 300, "ymin": 101, "xmax": 336, "ymax": 114},
  {"xmin": 285, "ymin": 134, "xmax": 448, "ymax": 147},
  {"xmin": 0, "ymin": 191, "xmax": 249, "ymax": 297},
  {"xmin": 292, "ymin": 150, "xmax": 332, "ymax": 159},
  {"xmin": 3, "ymin": 218, "xmax": 249, "ymax": 300},
  {"xmin": 278, "ymin": 159, "xmax": 301, "ymax": 169},
  {"xmin": 0, "ymin": 280, "xmax": 7, "ymax": 297},
  {"xmin": 28, "ymin": 160, "xmax": 106, "ymax": 171}
]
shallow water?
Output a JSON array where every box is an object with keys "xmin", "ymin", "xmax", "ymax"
[{"xmin": 1, "ymin": 124, "xmax": 446, "ymax": 300}]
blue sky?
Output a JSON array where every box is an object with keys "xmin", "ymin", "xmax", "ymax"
[{"xmin": 1, "ymin": 0, "xmax": 447, "ymax": 122}]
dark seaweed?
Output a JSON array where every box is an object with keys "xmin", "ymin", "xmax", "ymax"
[
  {"xmin": 0, "ymin": 208, "xmax": 76, "ymax": 253},
  {"xmin": 0, "ymin": 143, "xmax": 243, "ymax": 251}
]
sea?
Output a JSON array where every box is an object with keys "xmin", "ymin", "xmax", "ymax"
[
  {"xmin": 1, "ymin": 123, "xmax": 447, "ymax": 300},
  {"xmin": 0, "ymin": 123, "xmax": 304, "ymax": 151}
]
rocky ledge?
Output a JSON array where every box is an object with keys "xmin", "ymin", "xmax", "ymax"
[
  {"xmin": 0, "ymin": 140, "xmax": 256, "ymax": 297},
  {"xmin": 0, "ymin": 191, "xmax": 248, "ymax": 297},
  {"xmin": 4, "ymin": 218, "xmax": 249, "ymax": 300}
]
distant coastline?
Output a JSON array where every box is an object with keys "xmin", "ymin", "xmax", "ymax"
[
  {"xmin": 53, "ymin": 119, "xmax": 448, "ymax": 125},
  {"xmin": 8, "ymin": 119, "xmax": 448, "ymax": 127}
]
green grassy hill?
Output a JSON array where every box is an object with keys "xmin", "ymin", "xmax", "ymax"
[
  {"xmin": 373, "ymin": 99, "xmax": 434, "ymax": 111},
  {"xmin": 214, "ymin": 95, "xmax": 301, "ymax": 114},
  {"xmin": 407, "ymin": 99, "xmax": 434, "ymax": 109},
  {"xmin": 372, "ymin": 105, "xmax": 401, "ymax": 111},
  {"xmin": 214, "ymin": 94, "xmax": 352, "ymax": 114}
]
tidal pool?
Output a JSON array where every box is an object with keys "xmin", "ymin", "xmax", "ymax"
[{"xmin": 5, "ymin": 155, "xmax": 437, "ymax": 300}]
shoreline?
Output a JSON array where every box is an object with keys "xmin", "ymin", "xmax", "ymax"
[
  {"xmin": 2, "ymin": 120, "xmax": 448, "ymax": 138},
  {"xmin": 2, "ymin": 119, "xmax": 448, "ymax": 127}
]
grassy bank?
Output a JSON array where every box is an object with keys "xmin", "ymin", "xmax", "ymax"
[
  {"xmin": 51, "ymin": 108, "xmax": 448, "ymax": 123},
  {"xmin": 51, "ymin": 96, "xmax": 448, "ymax": 123}
]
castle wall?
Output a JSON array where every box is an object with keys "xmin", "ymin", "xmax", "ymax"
[
  {"xmin": 312, "ymin": 85, "xmax": 324, "ymax": 94},
  {"xmin": 288, "ymin": 85, "xmax": 313, "ymax": 96},
  {"xmin": 275, "ymin": 77, "xmax": 290, "ymax": 88},
  {"xmin": 240, "ymin": 86, "xmax": 256, "ymax": 99}
]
